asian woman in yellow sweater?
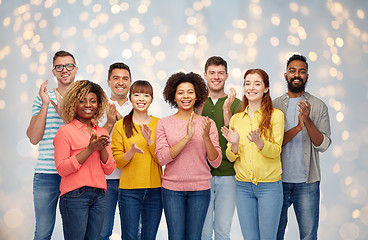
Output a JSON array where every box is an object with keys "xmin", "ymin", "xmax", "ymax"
[{"xmin": 111, "ymin": 80, "xmax": 162, "ymax": 240}]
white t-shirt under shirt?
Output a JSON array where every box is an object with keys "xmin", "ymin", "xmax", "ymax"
[{"xmin": 99, "ymin": 99, "xmax": 132, "ymax": 179}]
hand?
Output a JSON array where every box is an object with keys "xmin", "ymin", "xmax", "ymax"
[
  {"xmin": 201, "ymin": 116, "xmax": 212, "ymax": 139},
  {"xmin": 223, "ymin": 87, "xmax": 236, "ymax": 111},
  {"xmin": 246, "ymin": 128, "xmax": 264, "ymax": 150},
  {"xmin": 88, "ymin": 132, "xmax": 110, "ymax": 152},
  {"xmin": 39, "ymin": 80, "xmax": 50, "ymax": 105},
  {"xmin": 130, "ymin": 142, "xmax": 144, "ymax": 154},
  {"xmin": 187, "ymin": 111, "xmax": 196, "ymax": 139},
  {"xmin": 139, "ymin": 124, "xmax": 153, "ymax": 146},
  {"xmin": 51, "ymin": 88, "xmax": 62, "ymax": 117},
  {"xmin": 298, "ymin": 100, "xmax": 311, "ymax": 123},
  {"xmin": 221, "ymin": 126, "xmax": 239, "ymax": 145},
  {"xmin": 297, "ymin": 113, "xmax": 305, "ymax": 131},
  {"xmin": 106, "ymin": 103, "xmax": 118, "ymax": 125}
]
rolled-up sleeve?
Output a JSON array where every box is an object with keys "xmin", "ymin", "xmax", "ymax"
[
  {"xmin": 225, "ymin": 117, "xmax": 240, "ymax": 163},
  {"xmin": 208, "ymin": 119, "xmax": 222, "ymax": 168},
  {"xmin": 313, "ymin": 103, "xmax": 331, "ymax": 152}
]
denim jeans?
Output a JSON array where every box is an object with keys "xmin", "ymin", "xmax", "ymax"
[
  {"xmin": 33, "ymin": 173, "xmax": 61, "ymax": 240},
  {"xmin": 277, "ymin": 182, "xmax": 320, "ymax": 240},
  {"xmin": 59, "ymin": 186, "xmax": 106, "ymax": 240},
  {"xmin": 100, "ymin": 179, "xmax": 122, "ymax": 240},
  {"xmin": 162, "ymin": 188, "xmax": 210, "ymax": 240},
  {"xmin": 236, "ymin": 181, "xmax": 283, "ymax": 240},
  {"xmin": 202, "ymin": 176, "xmax": 236, "ymax": 240},
  {"xmin": 119, "ymin": 188, "xmax": 162, "ymax": 240}
]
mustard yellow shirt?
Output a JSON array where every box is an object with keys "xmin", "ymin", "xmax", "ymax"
[
  {"xmin": 226, "ymin": 107, "xmax": 284, "ymax": 184},
  {"xmin": 111, "ymin": 116, "xmax": 162, "ymax": 189}
]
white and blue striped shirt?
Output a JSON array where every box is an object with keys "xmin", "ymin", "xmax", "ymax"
[{"xmin": 32, "ymin": 90, "xmax": 64, "ymax": 174}]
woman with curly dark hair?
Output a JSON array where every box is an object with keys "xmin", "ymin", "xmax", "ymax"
[
  {"xmin": 53, "ymin": 80, "xmax": 116, "ymax": 240},
  {"xmin": 155, "ymin": 72, "xmax": 222, "ymax": 240}
]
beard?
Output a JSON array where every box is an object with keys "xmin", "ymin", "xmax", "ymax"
[{"xmin": 286, "ymin": 76, "xmax": 307, "ymax": 93}]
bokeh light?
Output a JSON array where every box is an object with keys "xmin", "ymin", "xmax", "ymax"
[{"xmin": 1, "ymin": 1, "xmax": 368, "ymax": 239}]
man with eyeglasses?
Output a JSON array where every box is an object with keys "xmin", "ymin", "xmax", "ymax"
[{"xmin": 27, "ymin": 50, "xmax": 78, "ymax": 240}]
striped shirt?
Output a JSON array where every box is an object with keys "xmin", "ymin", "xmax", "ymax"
[{"xmin": 32, "ymin": 90, "xmax": 64, "ymax": 174}]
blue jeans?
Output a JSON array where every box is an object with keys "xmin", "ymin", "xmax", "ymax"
[
  {"xmin": 277, "ymin": 182, "xmax": 320, "ymax": 240},
  {"xmin": 162, "ymin": 188, "xmax": 210, "ymax": 240},
  {"xmin": 119, "ymin": 188, "xmax": 162, "ymax": 240},
  {"xmin": 33, "ymin": 173, "xmax": 61, "ymax": 240},
  {"xmin": 59, "ymin": 186, "xmax": 106, "ymax": 240},
  {"xmin": 202, "ymin": 176, "xmax": 236, "ymax": 240},
  {"xmin": 236, "ymin": 181, "xmax": 283, "ymax": 240},
  {"xmin": 100, "ymin": 179, "xmax": 122, "ymax": 240}
]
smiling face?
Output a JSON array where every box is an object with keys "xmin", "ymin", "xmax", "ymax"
[
  {"xmin": 108, "ymin": 68, "xmax": 131, "ymax": 101},
  {"xmin": 175, "ymin": 82, "xmax": 197, "ymax": 111},
  {"xmin": 75, "ymin": 92, "xmax": 98, "ymax": 124},
  {"xmin": 204, "ymin": 64, "xmax": 228, "ymax": 93},
  {"xmin": 130, "ymin": 92, "xmax": 153, "ymax": 113},
  {"xmin": 285, "ymin": 59, "xmax": 308, "ymax": 93},
  {"xmin": 52, "ymin": 56, "xmax": 78, "ymax": 87},
  {"xmin": 244, "ymin": 73, "xmax": 269, "ymax": 104}
]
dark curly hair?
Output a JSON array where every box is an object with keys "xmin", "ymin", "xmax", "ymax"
[
  {"xmin": 163, "ymin": 72, "xmax": 208, "ymax": 109},
  {"xmin": 61, "ymin": 80, "xmax": 108, "ymax": 123}
]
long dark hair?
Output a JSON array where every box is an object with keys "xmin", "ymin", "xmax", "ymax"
[{"xmin": 123, "ymin": 80, "xmax": 153, "ymax": 138}]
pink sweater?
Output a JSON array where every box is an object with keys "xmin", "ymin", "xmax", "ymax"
[
  {"xmin": 155, "ymin": 115, "xmax": 222, "ymax": 191},
  {"xmin": 53, "ymin": 119, "xmax": 116, "ymax": 196}
]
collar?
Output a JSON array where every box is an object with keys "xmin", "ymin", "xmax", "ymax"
[
  {"xmin": 242, "ymin": 105, "xmax": 261, "ymax": 118},
  {"xmin": 71, "ymin": 118, "xmax": 97, "ymax": 130},
  {"xmin": 284, "ymin": 92, "xmax": 311, "ymax": 100},
  {"xmin": 208, "ymin": 95, "xmax": 228, "ymax": 103},
  {"xmin": 110, "ymin": 98, "xmax": 132, "ymax": 107}
]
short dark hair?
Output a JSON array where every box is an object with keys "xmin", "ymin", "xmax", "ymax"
[
  {"xmin": 204, "ymin": 56, "xmax": 228, "ymax": 73},
  {"xmin": 163, "ymin": 72, "xmax": 208, "ymax": 109},
  {"xmin": 108, "ymin": 62, "xmax": 131, "ymax": 80},
  {"xmin": 53, "ymin": 50, "xmax": 76, "ymax": 65},
  {"xmin": 286, "ymin": 54, "xmax": 308, "ymax": 70}
]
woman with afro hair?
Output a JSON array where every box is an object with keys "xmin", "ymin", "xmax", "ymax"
[
  {"xmin": 53, "ymin": 80, "xmax": 116, "ymax": 240},
  {"xmin": 155, "ymin": 72, "xmax": 222, "ymax": 240}
]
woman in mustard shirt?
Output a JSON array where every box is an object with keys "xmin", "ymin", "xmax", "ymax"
[
  {"xmin": 222, "ymin": 69, "xmax": 284, "ymax": 240},
  {"xmin": 111, "ymin": 80, "xmax": 162, "ymax": 240}
]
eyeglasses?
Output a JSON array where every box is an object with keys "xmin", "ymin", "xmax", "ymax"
[{"xmin": 54, "ymin": 63, "xmax": 76, "ymax": 72}]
